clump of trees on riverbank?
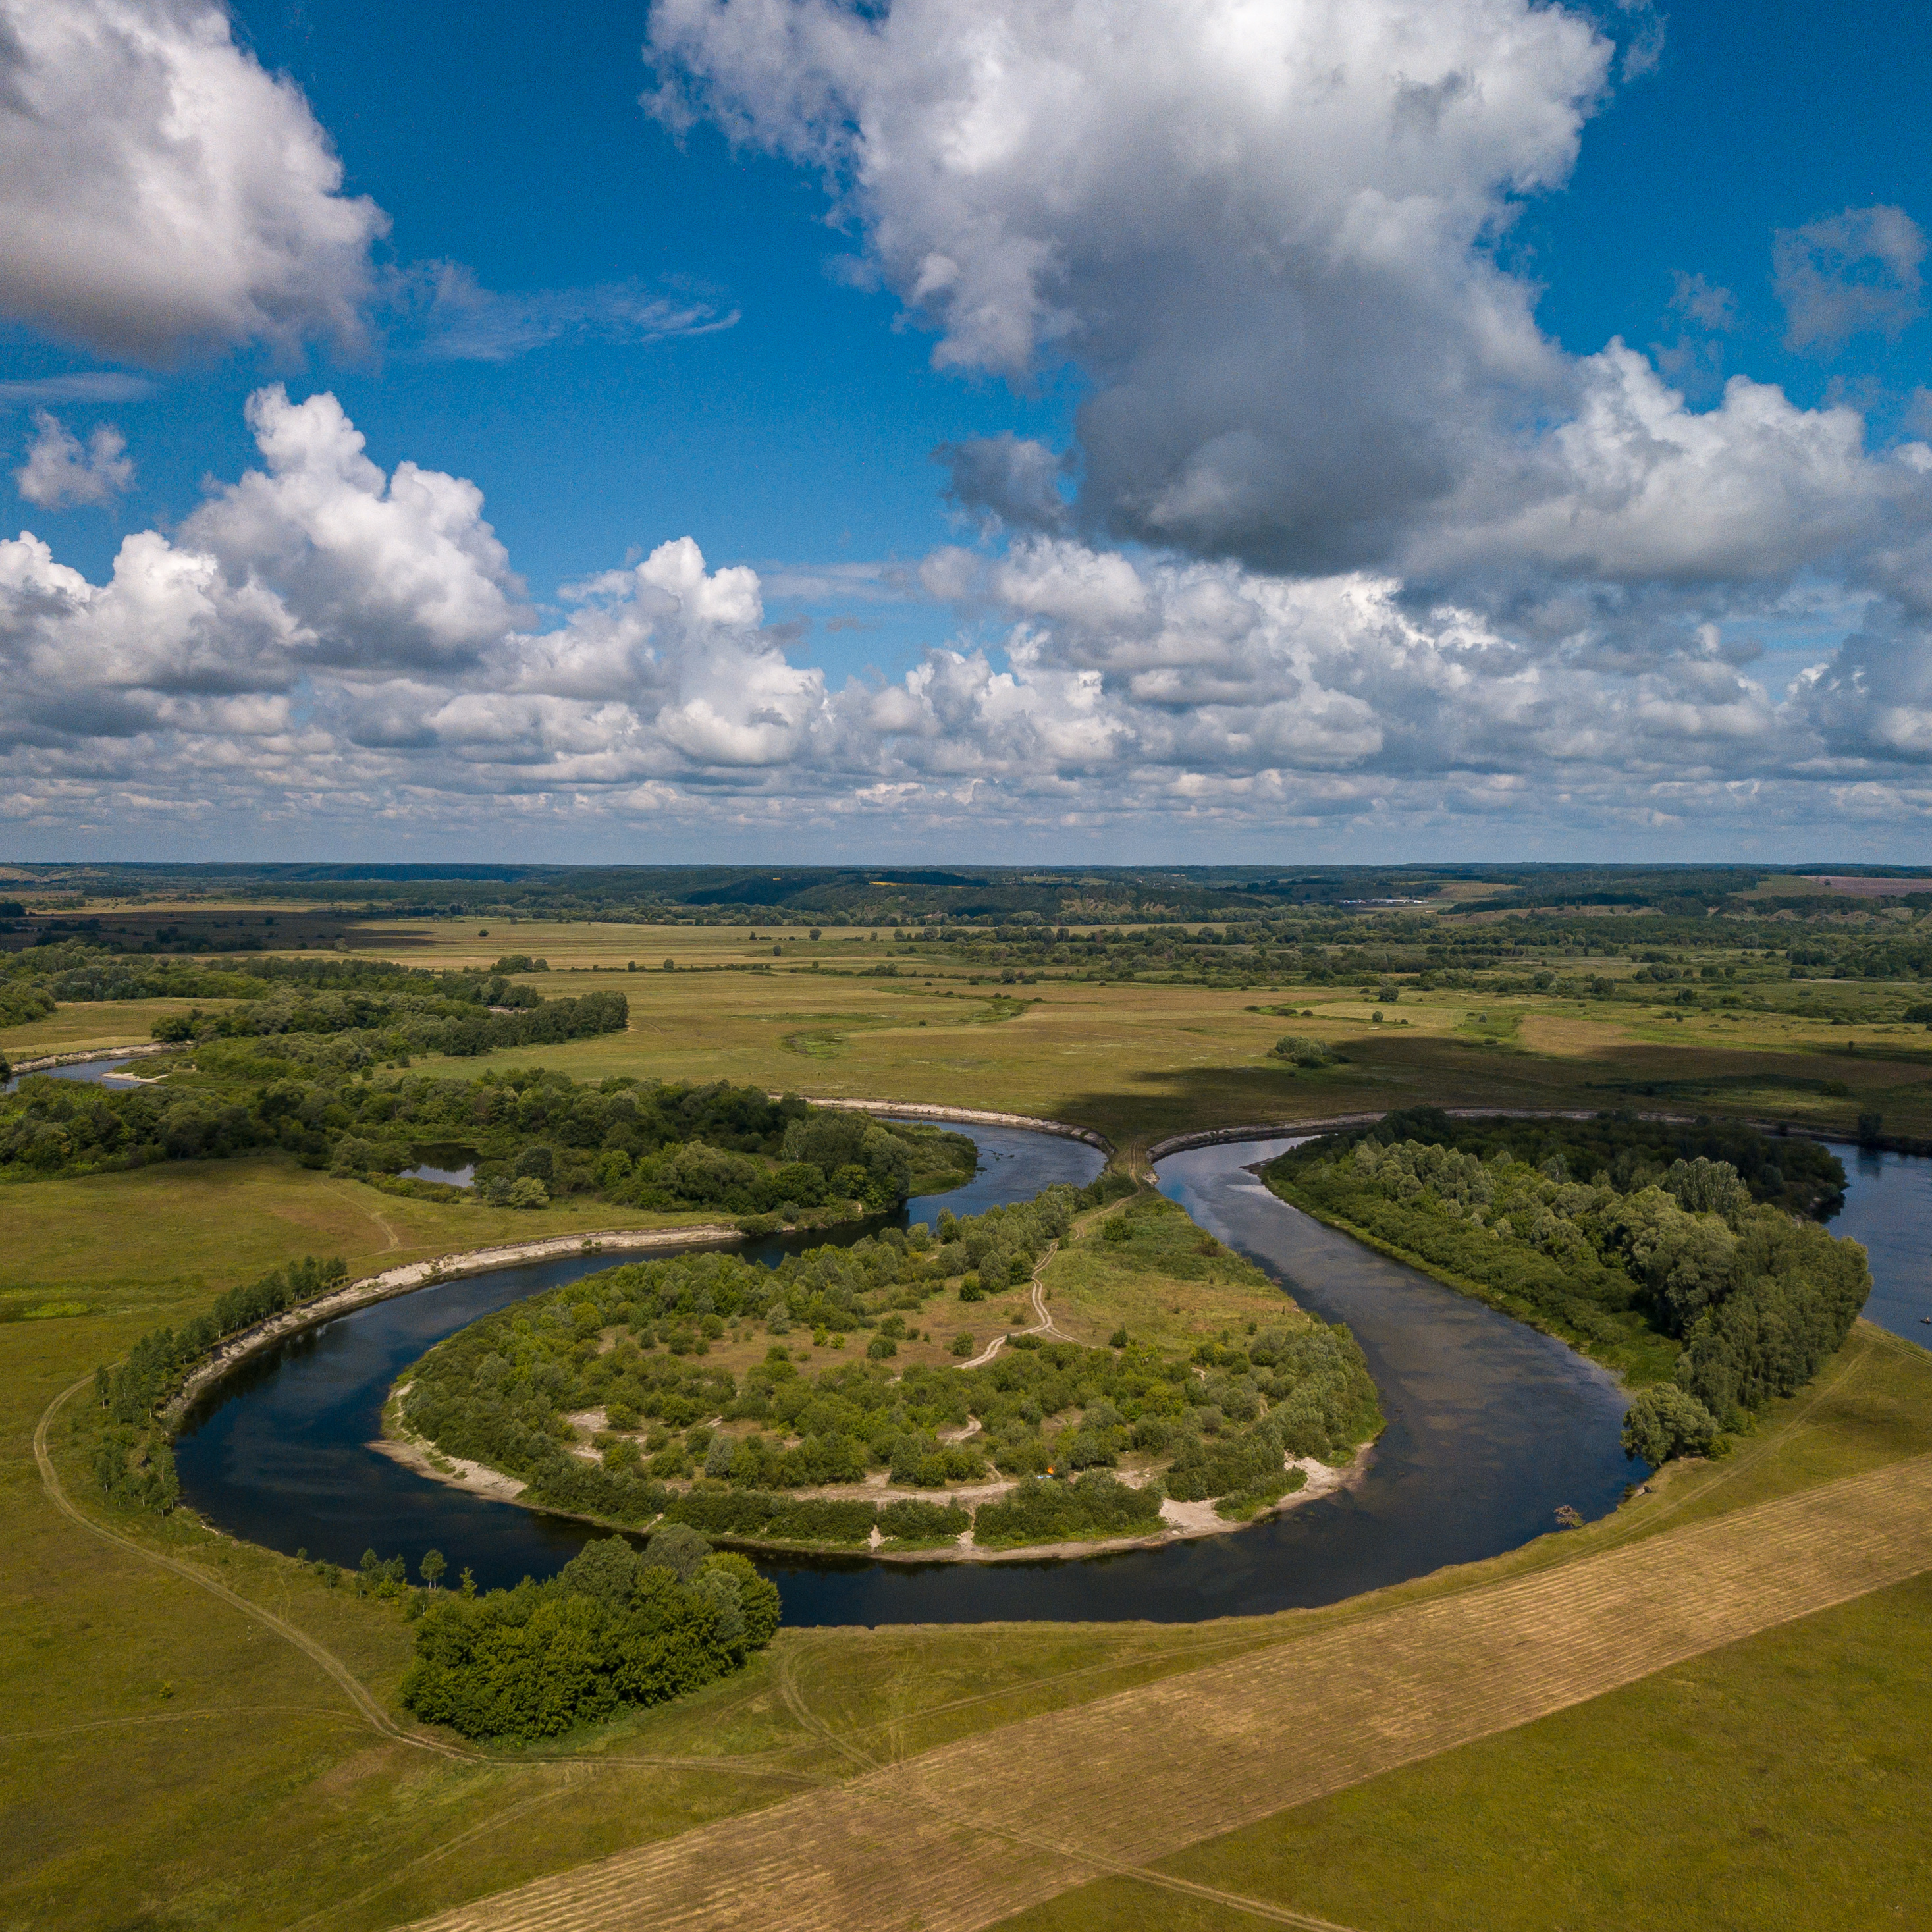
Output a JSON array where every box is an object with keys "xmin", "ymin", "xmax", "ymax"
[
  {"xmin": 1266, "ymin": 1110, "xmax": 1869, "ymax": 1463},
  {"xmin": 0, "ymin": 1054, "xmax": 974, "ymax": 1221},
  {"xmin": 400, "ymin": 1530, "xmax": 780, "ymax": 1739}
]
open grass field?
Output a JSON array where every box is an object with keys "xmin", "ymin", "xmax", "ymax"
[
  {"xmin": 398, "ymin": 1431, "xmax": 1932, "ymax": 1932},
  {"xmin": 996, "ymin": 1569, "xmax": 1932, "ymax": 1932},
  {"xmin": 47, "ymin": 911, "xmax": 1903, "ymax": 1152},
  {"xmin": 7, "ymin": 922, "xmax": 1932, "ymax": 1931},
  {"xmin": 4, "ymin": 1154, "xmax": 730, "ymax": 1309},
  {"xmin": 1038, "ymin": 1197, "xmax": 1312, "ymax": 1356},
  {"xmin": 8, "ymin": 1301, "xmax": 1930, "ymax": 1932},
  {"xmin": 0, "ymin": 998, "xmax": 245, "ymax": 1062}
]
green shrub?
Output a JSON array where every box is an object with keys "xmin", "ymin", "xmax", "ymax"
[
  {"xmin": 1621, "ymin": 1385, "xmax": 1722, "ymax": 1464},
  {"xmin": 972, "ymin": 1472, "xmax": 1163, "ymax": 1545},
  {"xmin": 1270, "ymin": 1034, "xmax": 1333, "ymax": 1067}
]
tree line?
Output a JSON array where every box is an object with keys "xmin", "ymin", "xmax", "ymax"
[
  {"xmin": 88, "ymin": 1255, "xmax": 350, "ymax": 1515},
  {"xmin": 1, "ymin": 1060, "xmax": 971, "ymax": 1222}
]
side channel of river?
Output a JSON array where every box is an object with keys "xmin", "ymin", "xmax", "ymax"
[{"xmin": 175, "ymin": 1122, "xmax": 1928, "ymax": 1627}]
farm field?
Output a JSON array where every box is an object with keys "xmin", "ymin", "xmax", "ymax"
[
  {"xmin": 6, "ymin": 895, "xmax": 1932, "ymax": 1931},
  {"xmin": 996, "ymin": 1569, "xmax": 1932, "ymax": 1932},
  {"xmin": 40, "ymin": 911, "xmax": 1916, "ymax": 1150},
  {"xmin": 8, "ymin": 1295, "xmax": 1930, "ymax": 1930},
  {"xmin": 400, "ymin": 1449, "xmax": 1932, "ymax": 1932}
]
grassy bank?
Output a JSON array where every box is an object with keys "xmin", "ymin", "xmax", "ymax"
[{"xmin": 12, "ymin": 1315, "xmax": 1928, "ymax": 1931}]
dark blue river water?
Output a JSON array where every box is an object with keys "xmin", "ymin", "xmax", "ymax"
[
  {"xmin": 174, "ymin": 1123, "xmax": 1923, "ymax": 1626},
  {"xmin": 1831, "ymin": 1141, "xmax": 1932, "ymax": 1341}
]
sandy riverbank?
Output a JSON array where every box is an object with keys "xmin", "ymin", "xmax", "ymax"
[
  {"xmin": 166, "ymin": 1223, "xmax": 745, "ymax": 1423},
  {"xmin": 373, "ymin": 1403, "xmax": 1374, "ymax": 1565}
]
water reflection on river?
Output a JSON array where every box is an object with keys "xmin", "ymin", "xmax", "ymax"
[{"xmin": 1829, "ymin": 1140, "xmax": 1932, "ymax": 1343}]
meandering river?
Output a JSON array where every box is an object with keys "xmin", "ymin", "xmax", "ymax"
[{"xmin": 173, "ymin": 1121, "xmax": 1929, "ymax": 1625}]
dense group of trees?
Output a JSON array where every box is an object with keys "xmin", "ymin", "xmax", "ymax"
[
  {"xmin": 1, "ymin": 1056, "xmax": 971, "ymax": 1221},
  {"xmin": 1266, "ymin": 1111, "xmax": 1869, "ymax": 1463},
  {"xmin": 3, "ymin": 940, "xmax": 552, "ymax": 1007},
  {"xmin": 398, "ymin": 1185, "xmax": 1381, "ymax": 1546},
  {"xmin": 400, "ymin": 1530, "xmax": 780, "ymax": 1740}
]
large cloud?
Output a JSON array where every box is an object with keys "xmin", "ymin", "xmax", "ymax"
[
  {"xmin": 182, "ymin": 387, "xmax": 527, "ymax": 671},
  {"xmin": 645, "ymin": 0, "xmax": 1931, "ymax": 612},
  {"xmin": 0, "ymin": 0, "xmax": 386, "ymax": 360},
  {"xmin": 5, "ymin": 390, "xmax": 1932, "ymax": 853},
  {"xmin": 645, "ymin": 0, "xmax": 1607, "ymax": 574}
]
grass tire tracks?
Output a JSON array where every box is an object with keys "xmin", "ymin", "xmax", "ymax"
[
  {"xmin": 33, "ymin": 1372, "xmax": 470, "ymax": 1761},
  {"xmin": 955, "ymin": 1239, "xmax": 1066, "ymax": 1368},
  {"xmin": 32, "ymin": 1371, "xmax": 830, "ymax": 1786}
]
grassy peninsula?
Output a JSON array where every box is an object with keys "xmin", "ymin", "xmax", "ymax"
[{"xmin": 389, "ymin": 1187, "xmax": 1380, "ymax": 1554}]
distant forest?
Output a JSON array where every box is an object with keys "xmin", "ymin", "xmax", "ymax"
[{"xmin": 5, "ymin": 859, "xmax": 1931, "ymax": 934}]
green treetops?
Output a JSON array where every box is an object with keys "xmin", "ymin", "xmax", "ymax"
[
  {"xmin": 400, "ymin": 1530, "xmax": 780, "ymax": 1740},
  {"xmin": 1268, "ymin": 1115, "xmax": 1869, "ymax": 1464}
]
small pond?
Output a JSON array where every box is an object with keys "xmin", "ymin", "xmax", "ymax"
[
  {"xmin": 399, "ymin": 1146, "xmax": 477, "ymax": 1188},
  {"xmin": 4, "ymin": 1052, "xmax": 149, "ymax": 1094}
]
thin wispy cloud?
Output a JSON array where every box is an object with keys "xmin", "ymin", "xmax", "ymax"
[
  {"xmin": 0, "ymin": 373, "xmax": 154, "ymax": 408},
  {"xmin": 1670, "ymin": 271, "xmax": 1738, "ymax": 333},
  {"xmin": 755, "ymin": 560, "xmax": 919, "ymax": 603},
  {"xmin": 1775, "ymin": 205, "xmax": 1927, "ymax": 354},
  {"xmin": 404, "ymin": 263, "xmax": 738, "ymax": 362}
]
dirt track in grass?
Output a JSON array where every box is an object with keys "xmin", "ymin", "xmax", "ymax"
[{"xmin": 406, "ymin": 1452, "xmax": 1932, "ymax": 1932}]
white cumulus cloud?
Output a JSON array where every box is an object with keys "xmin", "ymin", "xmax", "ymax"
[
  {"xmin": 0, "ymin": 0, "xmax": 387, "ymax": 360},
  {"xmin": 14, "ymin": 410, "xmax": 136, "ymax": 508},
  {"xmin": 3, "ymin": 392, "xmax": 1931, "ymax": 856}
]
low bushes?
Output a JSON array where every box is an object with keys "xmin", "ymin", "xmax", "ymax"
[{"xmin": 971, "ymin": 1472, "xmax": 1164, "ymax": 1546}]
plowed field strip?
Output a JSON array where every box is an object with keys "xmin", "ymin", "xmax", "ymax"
[{"xmin": 407, "ymin": 1454, "xmax": 1932, "ymax": 1932}]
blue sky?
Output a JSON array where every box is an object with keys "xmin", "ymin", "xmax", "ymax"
[{"xmin": 3, "ymin": 0, "xmax": 1931, "ymax": 861}]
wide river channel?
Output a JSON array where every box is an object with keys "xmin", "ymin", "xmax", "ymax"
[{"xmin": 173, "ymin": 1120, "xmax": 1930, "ymax": 1625}]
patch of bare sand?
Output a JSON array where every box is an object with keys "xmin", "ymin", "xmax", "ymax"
[{"xmin": 372, "ymin": 1436, "xmax": 527, "ymax": 1502}]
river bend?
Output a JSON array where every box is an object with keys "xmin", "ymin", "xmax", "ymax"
[{"xmin": 174, "ymin": 1122, "xmax": 1927, "ymax": 1624}]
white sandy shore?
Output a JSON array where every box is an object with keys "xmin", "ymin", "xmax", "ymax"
[{"xmin": 165, "ymin": 1223, "xmax": 744, "ymax": 1422}]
